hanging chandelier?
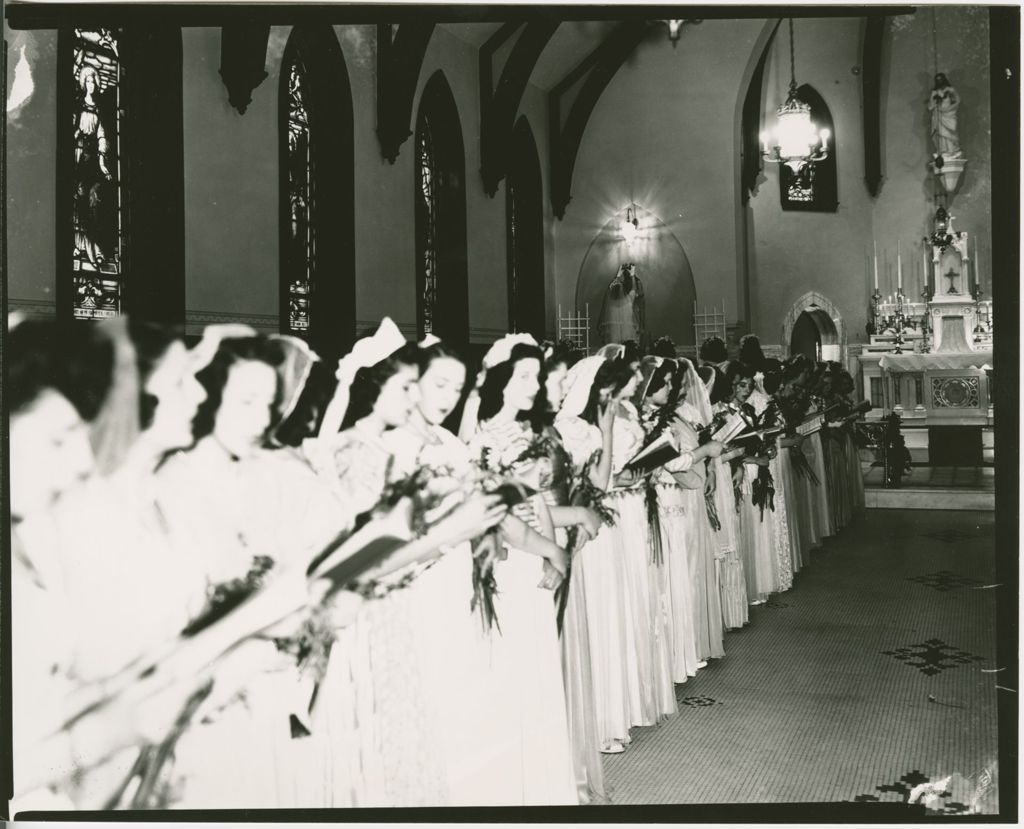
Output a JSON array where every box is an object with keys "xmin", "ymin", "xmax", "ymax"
[{"xmin": 760, "ymin": 19, "xmax": 830, "ymax": 173}]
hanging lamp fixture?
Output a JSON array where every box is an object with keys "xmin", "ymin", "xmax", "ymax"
[
  {"xmin": 621, "ymin": 204, "xmax": 639, "ymax": 245},
  {"xmin": 760, "ymin": 19, "xmax": 830, "ymax": 173}
]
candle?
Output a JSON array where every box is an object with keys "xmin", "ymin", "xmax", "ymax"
[
  {"xmin": 873, "ymin": 240, "xmax": 879, "ymax": 290},
  {"xmin": 923, "ymin": 248, "xmax": 929, "ymax": 295},
  {"xmin": 897, "ymin": 239, "xmax": 903, "ymax": 291}
]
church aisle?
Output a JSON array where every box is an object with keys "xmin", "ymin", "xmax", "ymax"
[{"xmin": 602, "ymin": 509, "xmax": 998, "ymax": 812}]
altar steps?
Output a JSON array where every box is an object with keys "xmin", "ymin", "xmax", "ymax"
[{"xmin": 863, "ymin": 465, "xmax": 994, "ymax": 511}]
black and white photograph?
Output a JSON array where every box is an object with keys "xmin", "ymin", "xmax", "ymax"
[{"xmin": 2, "ymin": 0, "xmax": 1017, "ymax": 821}]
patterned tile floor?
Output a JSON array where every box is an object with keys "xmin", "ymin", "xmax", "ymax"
[
  {"xmin": 602, "ymin": 509, "xmax": 999, "ymax": 813},
  {"xmin": 863, "ymin": 465, "xmax": 995, "ymax": 491}
]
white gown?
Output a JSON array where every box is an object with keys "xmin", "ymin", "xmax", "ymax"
[
  {"xmin": 469, "ymin": 419, "xmax": 578, "ymax": 806},
  {"xmin": 156, "ymin": 440, "xmax": 352, "ymax": 808}
]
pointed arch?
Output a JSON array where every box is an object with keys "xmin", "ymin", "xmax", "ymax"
[
  {"xmin": 279, "ymin": 25, "xmax": 355, "ymax": 359},
  {"xmin": 506, "ymin": 116, "xmax": 546, "ymax": 337},
  {"xmin": 57, "ymin": 26, "xmax": 186, "ymax": 324},
  {"xmin": 414, "ymin": 70, "xmax": 469, "ymax": 346},
  {"xmin": 779, "ymin": 84, "xmax": 839, "ymax": 212},
  {"xmin": 781, "ymin": 291, "xmax": 846, "ymax": 362}
]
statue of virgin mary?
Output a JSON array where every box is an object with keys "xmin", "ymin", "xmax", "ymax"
[{"xmin": 599, "ymin": 263, "xmax": 645, "ymax": 345}]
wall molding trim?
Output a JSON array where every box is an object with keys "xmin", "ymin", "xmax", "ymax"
[
  {"xmin": 8, "ymin": 298, "xmax": 57, "ymax": 318},
  {"xmin": 185, "ymin": 308, "xmax": 279, "ymax": 334}
]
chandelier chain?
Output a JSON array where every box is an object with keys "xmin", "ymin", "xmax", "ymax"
[
  {"xmin": 931, "ymin": 7, "xmax": 939, "ymax": 78},
  {"xmin": 788, "ymin": 17, "xmax": 797, "ymax": 92}
]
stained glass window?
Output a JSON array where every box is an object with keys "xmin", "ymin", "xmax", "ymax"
[
  {"xmin": 285, "ymin": 55, "xmax": 314, "ymax": 335},
  {"xmin": 71, "ymin": 28, "xmax": 124, "ymax": 320},
  {"xmin": 415, "ymin": 112, "xmax": 438, "ymax": 337}
]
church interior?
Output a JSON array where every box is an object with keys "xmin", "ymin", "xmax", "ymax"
[{"xmin": 3, "ymin": 2, "xmax": 1017, "ymax": 820}]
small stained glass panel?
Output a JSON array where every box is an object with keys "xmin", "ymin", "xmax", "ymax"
[
  {"xmin": 286, "ymin": 56, "xmax": 314, "ymax": 335},
  {"xmin": 416, "ymin": 113, "xmax": 439, "ymax": 337},
  {"xmin": 71, "ymin": 28, "xmax": 124, "ymax": 320}
]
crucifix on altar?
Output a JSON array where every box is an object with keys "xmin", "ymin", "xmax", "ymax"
[{"xmin": 943, "ymin": 266, "xmax": 960, "ymax": 295}]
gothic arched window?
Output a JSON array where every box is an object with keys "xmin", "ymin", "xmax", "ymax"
[
  {"xmin": 414, "ymin": 71, "xmax": 468, "ymax": 345},
  {"xmin": 780, "ymin": 84, "xmax": 838, "ymax": 212},
  {"xmin": 279, "ymin": 26, "xmax": 355, "ymax": 357},
  {"xmin": 66, "ymin": 28, "xmax": 126, "ymax": 321},
  {"xmin": 58, "ymin": 26, "xmax": 186, "ymax": 324},
  {"xmin": 506, "ymin": 117, "xmax": 546, "ymax": 338}
]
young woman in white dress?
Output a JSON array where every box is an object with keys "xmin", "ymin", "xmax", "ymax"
[
  {"xmin": 602, "ymin": 344, "xmax": 665, "ymax": 730},
  {"xmin": 310, "ymin": 321, "xmax": 506, "ymax": 807},
  {"xmin": 40, "ymin": 318, "xmax": 233, "ymax": 808},
  {"xmin": 387, "ymin": 337, "xmax": 542, "ymax": 806},
  {"xmin": 466, "ymin": 335, "xmax": 578, "ymax": 806},
  {"xmin": 8, "ymin": 319, "xmax": 193, "ymax": 811},
  {"xmin": 697, "ymin": 364, "xmax": 749, "ymax": 630},
  {"xmin": 556, "ymin": 356, "xmax": 636, "ymax": 756},
  {"xmin": 536, "ymin": 346, "xmax": 608, "ymax": 803},
  {"xmin": 726, "ymin": 362, "xmax": 776, "ymax": 606},
  {"xmin": 156, "ymin": 334, "xmax": 362, "ymax": 808},
  {"xmin": 670, "ymin": 358, "xmax": 726, "ymax": 662}
]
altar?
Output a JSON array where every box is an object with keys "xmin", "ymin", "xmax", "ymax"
[{"xmin": 857, "ymin": 214, "xmax": 994, "ymax": 464}]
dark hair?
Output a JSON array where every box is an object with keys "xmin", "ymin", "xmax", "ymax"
[
  {"xmin": 763, "ymin": 370, "xmax": 784, "ymax": 396},
  {"xmin": 738, "ymin": 334, "xmax": 766, "ymax": 372},
  {"xmin": 477, "ymin": 343, "xmax": 545, "ymax": 430},
  {"xmin": 621, "ymin": 340, "xmax": 641, "ymax": 365},
  {"xmin": 725, "ymin": 360, "xmax": 755, "ymax": 386},
  {"xmin": 418, "ymin": 340, "xmax": 465, "ymax": 374},
  {"xmin": 192, "ymin": 336, "xmax": 286, "ymax": 442},
  {"xmin": 127, "ymin": 319, "xmax": 187, "ymax": 430},
  {"xmin": 699, "ymin": 336, "xmax": 728, "ymax": 364},
  {"xmin": 833, "ymin": 370, "xmax": 855, "ymax": 396},
  {"xmin": 543, "ymin": 340, "xmax": 579, "ymax": 373},
  {"xmin": 340, "ymin": 342, "xmax": 420, "ymax": 430},
  {"xmin": 643, "ymin": 359, "xmax": 675, "ymax": 402},
  {"xmin": 9, "ymin": 320, "xmax": 115, "ymax": 419},
  {"xmin": 698, "ymin": 364, "xmax": 732, "ymax": 406},
  {"xmin": 276, "ymin": 358, "xmax": 339, "ymax": 447},
  {"xmin": 651, "ymin": 336, "xmax": 676, "ymax": 360},
  {"xmin": 580, "ymin": 359, "xmax": 634, "ymax": 425}
]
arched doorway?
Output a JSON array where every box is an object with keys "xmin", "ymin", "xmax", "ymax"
[
  {"xmin": 789, "ymin": 307, "xmax": 840, "ymax": 361},
  {"xmin": 782, "ymin": 291, "xmax": 845, "ymax": 363}
]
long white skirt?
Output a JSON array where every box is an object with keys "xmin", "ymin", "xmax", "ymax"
[
  {"xmin": 657, "ymin": 483, "xmax": 700, "ymax": 682},
  {"xmin": 466, "ymin": 547, "xmax": 577, "ymax": 806},
  {"xmin": 579, "ymin": 524, "xmax": 632, "ymax": 747},
  {"xmin": 609, "ymin": 489, "xmax": 669, "ymax": 727}
]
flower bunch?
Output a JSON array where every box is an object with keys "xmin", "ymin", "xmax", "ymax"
[{"xmin": 181, "ymin": 555, "xmax": 275, "ymax": 637}]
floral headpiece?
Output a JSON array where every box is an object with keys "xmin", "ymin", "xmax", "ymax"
[
  {"xmin": 482, "ymin": 332, "xmax": 538, "ymax": 370},
  {"xmin": 318, "ymin": 317, "xmax": 406, "ymax": 438}
]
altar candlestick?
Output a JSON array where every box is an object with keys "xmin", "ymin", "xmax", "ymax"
[
  {"xmin": 873, "ymin": 241, "xmax": 879, "ymax": 290},
  {"xmin": 897, "ymin": 240, "xmax": 903, "ymax": 291}
]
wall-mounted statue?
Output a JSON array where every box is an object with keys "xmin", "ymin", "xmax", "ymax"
[
  {"xmin": 599, "ymin": 263, "xmax": 645, "ymax": 345},
  {"xmin": 928, "ymin": 73, "xmax": 961, "ymax": 160}
]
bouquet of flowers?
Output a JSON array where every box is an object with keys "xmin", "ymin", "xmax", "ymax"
[{"xmin": 181, "ymin": 555, "xmax": 276, "ymax": 638}]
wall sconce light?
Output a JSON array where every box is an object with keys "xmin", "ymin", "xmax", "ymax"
[
  {"xmin": 760, "ymin": 19, "xmax": 830, "ymax": 173},
  {"xmin": 621, "ymin": 205, "xmax": 639, "ymax": 245}
]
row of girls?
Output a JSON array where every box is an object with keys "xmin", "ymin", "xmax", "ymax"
[{"xmin": 10, "ymin": 314, "xmax": 864, "ymax": 812}]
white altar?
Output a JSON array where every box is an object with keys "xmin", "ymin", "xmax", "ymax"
[{"xmin": 857, "ymin": 222, "xmax": 993, "ymax": 464}]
